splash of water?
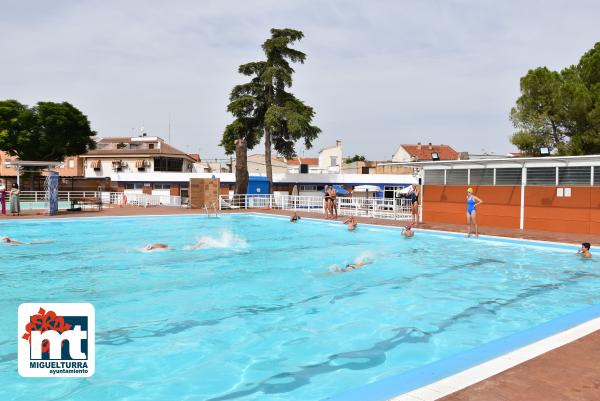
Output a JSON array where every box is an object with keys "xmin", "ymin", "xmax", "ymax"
[
  {"xmin": 354, "ymin": 251, "xmax": 375, "ymax": 265},
  {"xmin": 185, "ymin": 230, "xmax": 248, "ymax": 251}
]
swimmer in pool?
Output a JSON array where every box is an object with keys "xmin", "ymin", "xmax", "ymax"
[
  {"xmin": 144, "ymin": 243, "xmax": 171, "ymax": 251},
  {"xmin": 341, "ymin": 261, "xmax": 371, "ymax": 271},
  {"xmin": 1, "ymin": 236, "xmax": 28, "ymax": 245},
  {"xmin": 290, "ymin": 212, "xmax": 301, "ymax": 223},
  {"xmin": 343, "ymin": 216, "xmax": 358, "ymax": 231},
  {"xmin": 577, "ymin": 242, "xmax": 592, "ymax": 258},
  {"xmin": 401, "ymin": 225, "xmax": 414, "ymax": 238}
]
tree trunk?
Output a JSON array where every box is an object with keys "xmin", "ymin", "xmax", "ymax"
[
  {"xmin": 264, "ymin": 127, "xmax": 273, "ymax": 194},
  {"xmin": 235, "ymin": 137, "xmax": 249, "ymax": 195}
]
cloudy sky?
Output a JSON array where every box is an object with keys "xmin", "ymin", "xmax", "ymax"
[{"xmin": 2, "ymin": 0, "xmax": 600, "ymax": 160}]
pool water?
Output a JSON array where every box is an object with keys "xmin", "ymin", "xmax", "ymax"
[{"xmin": 0, "ymin": 213, "xmax": 598, "ymax": 401}]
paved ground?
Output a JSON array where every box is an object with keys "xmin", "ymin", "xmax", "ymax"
[
  {"xmin": 3, "ymin": 206, "xmax": 600, "ymax": 400},
  {"xmin": 439, "ymin": 331, "xmax": 600, "ymax": 401}
]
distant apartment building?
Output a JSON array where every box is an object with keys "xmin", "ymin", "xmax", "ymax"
[
  {"xmin": 247, "ymin": 154, "xmax": 288, "ymax": 175},
  {"xmin": 0, "ymin": 151, "xmax": 84, "ymax": 178},
  {"xmin": 286, "ymin": 140, "xmax": 343, "ymax": 174},
  {"xmin": 82, "ymin": 135, "xmax": 197, "ymax": 197},
  {"xmin": 318, "ymin": 140, "xmax": 343, "ymax": 173},
  {"xmin": 392, "ymin": 143, "xmax": 460, "ymax": 162}
]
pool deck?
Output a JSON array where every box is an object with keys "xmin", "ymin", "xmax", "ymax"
[{"xmin": 3, "ymin": 206, "xmax": 600, "ymax": 400}]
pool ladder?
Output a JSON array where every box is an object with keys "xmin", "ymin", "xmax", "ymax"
[{"xmin": 203, "ymin": 203, "xmax": 219, "ymax": 218}]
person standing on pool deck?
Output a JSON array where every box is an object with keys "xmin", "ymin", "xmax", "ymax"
[
  {"xmin": 0, "ymin": 179, "xmax": 6, "ymax": 215},
  {"xmin": 409, "ymin": 183, "xmax": 420, "ymax": 225},
  {"xmin": 328, "ymin": 186, "xmax": 338, "ymax": 220},
  {"xmin": 578, "ymin": 243, "xmax": 592, "ymax": 258},
  {"xmin": 466, "ymin": 188, "xmax": 483, "ymax": 238},
  {"xmin": 323, "ymin": 185, "xmax": 332, "ymax": 219},
  {"xmin": 9, "ymin": 183, "xmax": 20, "ymax": 216}
]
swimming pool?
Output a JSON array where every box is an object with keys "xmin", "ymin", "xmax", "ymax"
[{"xmin": 1, "ymin": 213, "xmax": 598, "ymax": 401}]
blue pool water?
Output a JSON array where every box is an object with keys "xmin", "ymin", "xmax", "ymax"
[{"xmin": 0, "ymin": 213, "xmax": 598, "ymax": 401}]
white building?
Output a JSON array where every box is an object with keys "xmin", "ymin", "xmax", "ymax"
[
  {"xmin": 82, "ymin": 135, "xmax": 198, "ymax": 197},
  {"xmin": 318, "ymin": 140, "xmax": 343, "ymax": 173}
]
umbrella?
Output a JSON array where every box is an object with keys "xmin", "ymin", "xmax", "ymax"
[
  {"xmin": 352, "ymin": 184, "xmax": 382, "ymax": 199},
  {"xmin": 333, "ymin": 185, "xmax": 350, "ymax": 195},
  {"xmin": 352, "ymin": 185, "xmax": 382, "ymax": 192}
]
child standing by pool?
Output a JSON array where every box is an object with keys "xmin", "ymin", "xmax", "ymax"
[{"xmin": 466, "ymin": 188, "xmax": 483, "ymax": 238}]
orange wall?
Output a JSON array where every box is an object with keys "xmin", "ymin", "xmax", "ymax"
[
  {"xmin": 423, "ymin": 185, "xmax": 521, "ymax": 229},
  {"xmin": 524, "ymin": 186, "xmax": 600, "ymax": 235},
  {"xmin": 423, "ymin": 185, "xmax": 600, "ymax": 235}
]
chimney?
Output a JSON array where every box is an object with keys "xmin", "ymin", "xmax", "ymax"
[
  {"xmin": 428, "ymin": 142, "xmax": 432, "ymax": 150},
  {"xmin": 417, "ymin": 142, "xmax": 421, "ymax": 150},
  {"xmin": 336, "ymin": 140, "xmax": 341, "ymax": 148}
]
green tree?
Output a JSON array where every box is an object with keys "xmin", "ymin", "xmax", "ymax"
[
  {"xmin": 261, "ymin": 29, "xmax": 321, "ymax": 190},
  {"xmin": 344, "ymin": 154, "xmax": 367, "ymax": 163},
  {"xmin": 510, "ymin": 42, "xmax": 600, "ymax": 156},
  {"xmin": 221, "ymin": 28, "xmax": 321, "ymax": 194},
  {"xmin": 221, "ymin": 62, "xmax": 264, "ymax": 194},
  {"xmin": 0, "ymin": 100, "xmax": 96, "ymax": 160}
]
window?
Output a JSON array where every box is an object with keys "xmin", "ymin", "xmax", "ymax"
[
  {"xmin": 527, "ymin": 167, "xmax": 556, "ymax": 186},
  {"xmin": 299, "ymin": 185, "xmax": 317, "ymax": 191},
  {"xmin": 125, "ymin": 183, "xmax": 144, "ymax": 190},
  {"xmin": 180, "ymin": 183, "xmax": 189, "ymax": 198},
  {"xmin": 446, "ymin": 169, "xmax": 468, "ymax": 185},
  {"xmin": 148, "ymin": 143, "xmax": 155, "ymax": 149},
  {"xmin": 68, "ymin": 159, "xmax": 75, "ymax": 169},
  {"xmin": 153, "ymin": 157, "xmax": 183, "ymax": 172},
  {"xmin": 330, "ymin": 156, "xmax": 337, "ymax": 166},
  {"xmin": 423, "ymin": 170, "xmax": 445, "ymax": 184},
  {"xmin": 153, "ymin": 183, "xmax": 170, "ymax": 190},
  {"xmin": 384, "ymin": 186, "xmax": 404, "ymax": 199},
  {"xmin": 298, "ymin": 185, "xmax": 325, "ymax": 191},
  {"xmin": 495, "ymin": 168, "xmax": 522, "ymax": 185},
  {"xmin": 558, "ymin": 166, "xmax": 591, "ymax": 186},
  {"xmin": 469, "ymin": 169, "xmax": 494, "ymax": 185},
  {"xmin": 595, "ymin": 167, "xmax": 600, "ymax": 186}
]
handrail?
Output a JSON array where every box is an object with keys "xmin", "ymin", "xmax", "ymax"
[
  {"xmin": 10, "ymin": 191, "xmax": 182, "ymax": 209},
  {"xmin": 219, "ymin": 194, "xmax": 413, "ymax": 221}
]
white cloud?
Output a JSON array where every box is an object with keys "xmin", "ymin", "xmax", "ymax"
[{"xmin": 1, "ymin": 0, "xmax": 599, "ymax": 159}]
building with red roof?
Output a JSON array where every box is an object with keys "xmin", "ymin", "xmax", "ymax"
[{"xmin": 392, "ymin": 142, "xmax": 460, "ymax": 162}]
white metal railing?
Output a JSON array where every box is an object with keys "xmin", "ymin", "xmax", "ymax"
[
  {"xmin": 13, "ymin": 191, "xmax": 182, "ymax": 209},
  {"xmin": 219, "ymin": 194, "xmax": 413, "ymax": 221}
]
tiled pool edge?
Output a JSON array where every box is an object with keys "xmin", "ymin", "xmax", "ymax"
[{"xmin": 322, "ymin": 304, "xmax": 600, "ymax": 401}]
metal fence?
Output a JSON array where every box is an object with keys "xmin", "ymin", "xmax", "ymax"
[
  {"xmin": 219, "ymin": 194, "xmax": 414, "ymax": 221},
  {"xmin": 13, "ymin": 191, "xmax": 182, "ymax": 210}
]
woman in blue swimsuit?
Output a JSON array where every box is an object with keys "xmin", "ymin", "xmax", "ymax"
[{"xmin": 466, "ymin": 187, "xmax": 483, "ymax": 238}]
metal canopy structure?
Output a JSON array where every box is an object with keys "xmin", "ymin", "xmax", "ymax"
[
  {"xmin": 378, "ymin": 154, "xmax": 600, "ymax": 170},
  {"xmin": 4, "ymin": 160, "xmax": 62, "ymax": 186}
]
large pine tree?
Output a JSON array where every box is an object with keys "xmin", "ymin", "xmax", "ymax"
[{"xmin": 221, "ymin": 28, "xmax": 320, "ymax": 193}]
